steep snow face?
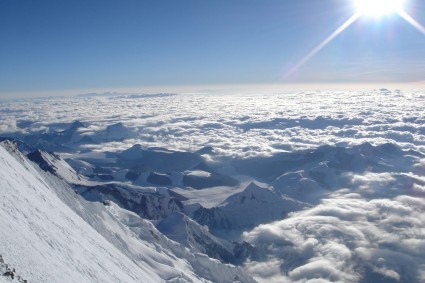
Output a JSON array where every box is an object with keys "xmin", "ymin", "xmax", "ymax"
[
  {"xmin": 0, "ymin": 138, "xmax": 85, "ymax": 185},
  {"xmin": 0, "ymin": 143, "xmax": 159, "ymax": 283},
  {"xmin": 156, "ymin": 212, "xmax": 235, "ymax": 263},
  {"xmin": 26, "ymin": 149, "xmax": 84, "ymax": 184},
  {"xmin": 64, "ymin": 158, "xmax": 95, "ymax": 176},
  {"xmin": 108, "ymin": 204, "xmax": 255, "ymax": 283},
  {"xmin": 0, "ymin": 142, "xmax": 254, "ymax": 283}
]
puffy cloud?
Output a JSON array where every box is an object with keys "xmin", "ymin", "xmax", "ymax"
[
  {"xmin": 1, "ymin": 90, "xmax": 425, "ymax": 282},
  {"xmin": 244, "ymin": 258, "xmax": 285, "ymax": 283},
  {"xmin": 0, "ymin": 90, "xmax": 425, "ymax": 158},
  {"xmin": 0, "ymin": 117, "xmax": 18, "ymax": 133},
  {"xmin": 242, "ymin": 193, "xmax": 425, "ymax": 283}
]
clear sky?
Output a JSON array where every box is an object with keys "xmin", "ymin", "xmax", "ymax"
[{"xmin": 1, "ymin": 0, "xmax": 425, "ymax": 97}]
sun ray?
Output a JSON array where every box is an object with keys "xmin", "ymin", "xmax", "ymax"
[
  {"xmin": 397, "ymin": 10, "xmax": 425, "ymax": 35},
  {"xmin": 285, "ymin": 1, "xmax": 425, "ymax": 79},
  {"xmin": 285, "ymin": 13, "xmax": 361, "ymax": 78}
]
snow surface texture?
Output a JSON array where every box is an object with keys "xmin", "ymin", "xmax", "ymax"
[
  {"xmin": 1, "ymin": 91, "xmax": 425, "ymax": 282},
  {"xmin": 0, "ymin": 141, "xmax": 253, "ymax": 283}
]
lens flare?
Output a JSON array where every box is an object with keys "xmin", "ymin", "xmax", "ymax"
[
  {"xmin": 285, "ymin": 0, "xmax": 425, "ymax": 79},
  {"xmin": 355, "ymin": 0, "xmax": 405, "ymax": 17},
  {"xmin": 397, "ymin": 10, "xmax": 425, "ymax": 35},
  {"xmin": 285, "ymin": 13, "xmax": 361, "ymax": 77}
]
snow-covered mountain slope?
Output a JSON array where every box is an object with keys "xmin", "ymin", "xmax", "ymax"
[
  {"xmin": 107, "ymin": 204, "xmax": 253, "ymax": 282},
  {"xmin": 156, "ymin": 212, "xmax": 235, "ymax": 263},
  {"xmin": 26, "ymin": 149, "xmax": 85, "ymax": 184},
  {"xmin": 0, "ymin": 137, "xmax": 85, "ymax": 185},
  {"xmin": 234, "ymin": 143, "xmax": 423, "ymax": 203},
  {"xmin": 64, "ymin": 144, "xmax": 238, "ymax": 189},
  {"xmin": 0, "ymin": 255, "xmax": 28, "ymax": 282},
  {"xmin": 192, "ymin": 183, "xmax": 307, "ymax": 233},
  {"xmin": 0, "ymin": 141, "xmax": 254, "ymax": 283},
  {"xmin": 65, "ymin": 158, "xmax": 96, "ymax": 176},
  {"xmin": 236, "ymin": 143, "xmax": 415, "ymax": 180},
  {"xmin": 76, "ymin": 183, "xmax": 185, "ymax": 220}
]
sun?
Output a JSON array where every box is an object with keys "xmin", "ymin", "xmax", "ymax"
[
  {"xmin": 355, "ymin": 0, "xmax": 405, "ymax": 17},
  {"xmin": 287, "ymin": 0, "xmax": 425, "ymax": 77}
]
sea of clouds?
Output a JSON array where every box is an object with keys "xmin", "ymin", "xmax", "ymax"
[
  {"xmin": 244, "ymin": 185, "xmax": 425, "ymax": 282},
  {"xmin": 1, "ymin": 89, "xmax": 425, "ymax": 158},
  {"xmin": 1, "ymin": 89, "xmax": 425, "ymax": 282}
]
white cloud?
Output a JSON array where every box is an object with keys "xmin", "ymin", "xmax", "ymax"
[
  {"xmin": 0, "ymin": 90, "xmax": 424, "ymax": 158},
  {"xmin": 1, "ymin": 90, "xmax": 425, "ymax": 282},
  {"xmin": 242, "ymin": 193, "xmax": 425, "ymax": 282}
]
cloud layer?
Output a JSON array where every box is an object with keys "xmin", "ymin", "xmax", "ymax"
[
  {"xmin": 243, "ymin": 192, "xmax": 425, "ymax": 282},
  {"xmin": 240, "ymin": 147, "xmax": 425, "ymax": 282},
  {"xmin": 1, "ymin": 90, "xmax": 425, "ymax": 282},
  {"xmin": 1, "ymin": 90, "xmax": 425, "ymax": 158}
]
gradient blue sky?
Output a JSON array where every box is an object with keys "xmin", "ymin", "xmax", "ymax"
[{"xmin": 1, "ymin": 0, "xmax": 425, "ymax": 97}]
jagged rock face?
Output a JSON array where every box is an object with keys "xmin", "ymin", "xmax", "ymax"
[
  {"xmin": 0, "ymin": 138, "xmax": 35, "ymax": 155},
  {"xmin": 193, "ymin": 206, "xmax": 232, "ymax": 230},
  {"xmin": 78, "ymin": 184, "xmax": 184, "ymax": 220},
  {"xmin": 26, "ymin": 150, "xmax": 60, "ymax": 174}
]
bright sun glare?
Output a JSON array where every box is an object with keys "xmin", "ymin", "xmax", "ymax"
[
  {"xmin": 287, "ymin": 0, "xmax": 425, "ymax": 77},
  {"xmin": 355, "ymin": 0, "xmax": 405, "ymax": 17}
]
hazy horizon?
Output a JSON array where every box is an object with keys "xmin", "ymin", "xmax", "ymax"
[{"xmin": 3, "ymin": 81, "xmax": 425, "ymax": 100}]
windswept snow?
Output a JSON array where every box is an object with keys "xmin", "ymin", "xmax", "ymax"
[
  {"xmin": 0, "ymin": 142, "xmax": 254, "ymax": 283},
  {"xmin": 0, "ymin": 143, "xmax": 156, "ymax": 282}
]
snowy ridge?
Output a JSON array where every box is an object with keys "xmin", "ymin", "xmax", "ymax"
[
  {"xmin": 0, "ymin": 141, "xmax": 254, "ymax": 283},
  {"xmin": 107, "ymin": 204, "xmax": 253, "ymax": 283},
  {"xmin": 26, "ymin": 149, "xmax": 84, "ymax": 184},
  {"xmin": 192, "ymin": 182, "xmax": 307, "ymax": 232},
  {"xmin": 0, "ymin": 138, "xmax": 85, "ymax": 185},
  {"xmin": 64, "ymin": 144, "xmax": 238, "ymax": 189},
  {"xmin": 156, "ymin": 212, "xmax": 235, "ymax": 263},
  {"xmin": 76, "ymin": 183, "xmax": 185, "ymax": 220}
]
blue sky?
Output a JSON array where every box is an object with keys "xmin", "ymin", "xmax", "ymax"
[{"xmin": 1, "ymin": 0, "xmax": 425, "ymax": 97}]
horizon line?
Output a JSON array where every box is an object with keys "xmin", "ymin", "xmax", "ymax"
[{"xmin": 2, "ymin": 82, "xmax": 425, "ymax": 99}]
